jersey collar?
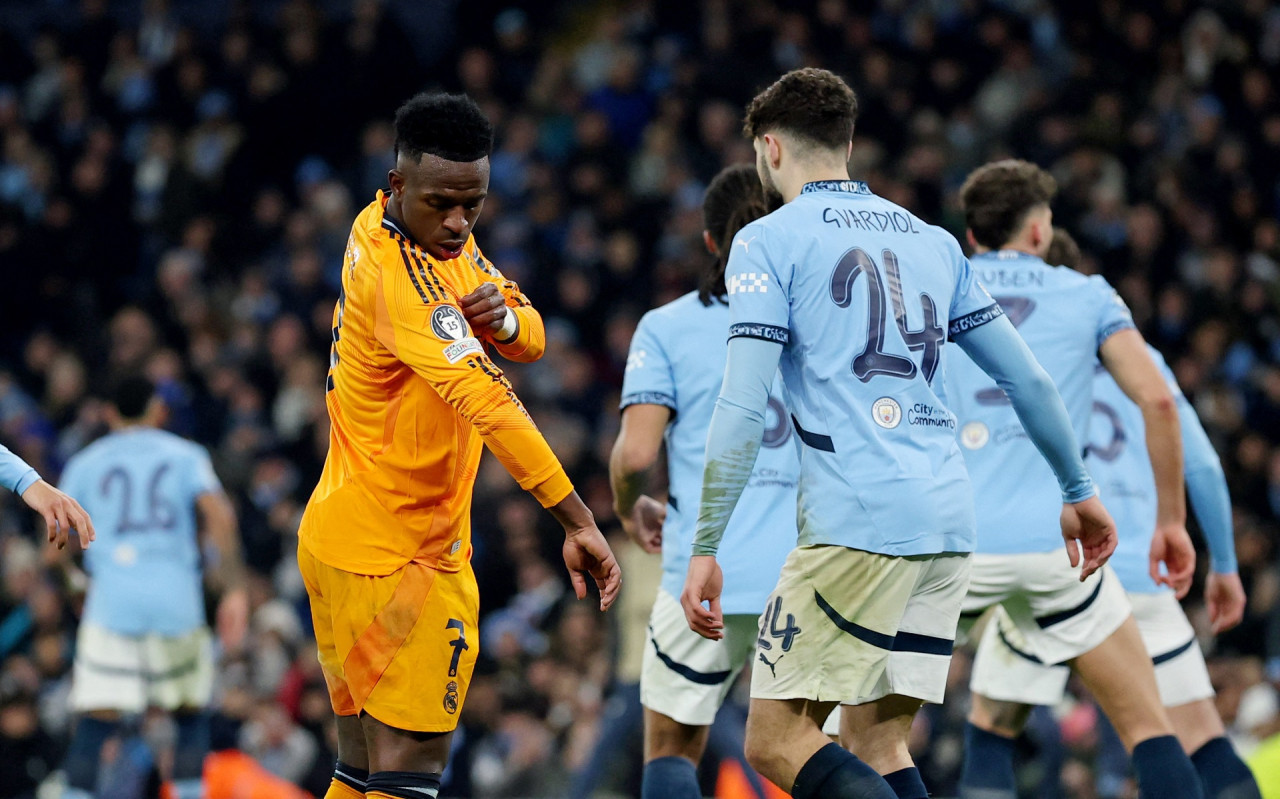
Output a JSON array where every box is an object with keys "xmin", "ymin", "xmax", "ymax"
[
  {"xmin": 801, "ymin": 180, "xmax": 873, "ymax": 196},
  {"xmin": 976, "ymin": 249, "xmax": 1043, "ymax": 262}
]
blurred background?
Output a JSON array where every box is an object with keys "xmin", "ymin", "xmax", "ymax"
[{"xmin": 0, "ymin": 0, "xmax": 1277, "ymax": 797}]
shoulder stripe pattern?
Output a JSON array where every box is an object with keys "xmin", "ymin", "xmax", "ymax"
[
  {"xmin": 406, "ymin": 244, "xmax": 448, "ymax": 299},
  {"xmin": 393, "ymin": 237, "xmax": 436, "ymax": 303},
  {"xmin": 948, "ymin": 302, "xmax": 1005, "ymax": 339}
]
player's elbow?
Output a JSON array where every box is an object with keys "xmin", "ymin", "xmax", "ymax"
[
  {"xmin": 611, "ymin": 436, "xmax": 659, "ymax": 479},
  {"xmin": 1137, "ymin": 389, "xmax": 1178, "ymax": 421}
]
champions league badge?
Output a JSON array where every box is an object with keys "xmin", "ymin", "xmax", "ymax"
[{"xmin": 431, "ymin": 306, "xmax": 468, "ymax": 341}]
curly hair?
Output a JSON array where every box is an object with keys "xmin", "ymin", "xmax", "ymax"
[
  {"xmin": 1046, "ymin": 226, "xmax": 1082, "ymax": 269},
  {"xmin": 743, "ymin": 68, "xmax": 858, "ymax": 151},
  {"xmin": 959, "ymin": 159, "xmax": 1057, "ymax": 250},
  {"xmin": 394, "ymin": 92, "xmax": 494, "ymax": 163},
  {"xmin": 700, "ymin": 164, "xmax": 771, "ymax": 305}
]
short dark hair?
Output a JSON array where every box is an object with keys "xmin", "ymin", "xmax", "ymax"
[
  {"xmin": 394, "ymin": 92, "xmax": 494, "ymax": 163},
  {"xmin": 743, "ymin": 68, "xmax": 858, "ymax": 151},
  {"xmin": 1046, "ymin": 226, "xmax": 1082, "ymax": 269},
  {"xmin": 111, "ymin": 375, "xmax": 155, "ymax": 420},
  {"xmin": 701, "ymin": 164, "xmax": 771, "ymax": 305},
  {"xmin": 960, "ymin": 159, "xmax": 1057, "ymax": 250}
]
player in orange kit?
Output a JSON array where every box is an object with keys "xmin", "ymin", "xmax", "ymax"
[{"xmin": 298, "ymin": 92, "xmax": 622, "ymax": 799}]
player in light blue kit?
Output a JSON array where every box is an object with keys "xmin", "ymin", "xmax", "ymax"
[
  {"xmin": 965, "ymin": 229, "xmax": 1260, "ymax": 799},
  {"xmin": 58, "ymin": 377, "xmax": 244, "ymax": 799},
  {"xmin": 611, "ymin": 163, "xmax": 798, "ymax": 799},
  {"xmin": 0, "ymin": 442, "xmax": 94, "ymax": 549},
  {"xmin": 680, "ymin": 69, "xmax": 1119, "ymax": 799},
  {"xmin": 947, "ymin": 162, "xmax": 1205, "ymax": 799}
]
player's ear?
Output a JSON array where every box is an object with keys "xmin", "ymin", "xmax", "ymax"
[
  {"xmin": 965, "ymin": 229, "xmax": 979, "ymax": 252},
  {"xmin": 702, "ymin": 230, "xmax": 718, "ymax": 256},
  {"xmin": 388, "ymin": 168, "xmax": 404, "ymax": 198},
  {"xmin": 766, "ymin": 134, "xmax": 783, "ymax": 169}
]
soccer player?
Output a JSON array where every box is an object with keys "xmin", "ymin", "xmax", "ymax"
[
  {"xmin": 0, "ymin": 442, "xmax": 94, "ymax": 550},
  {"xmin": 298, "ymin": 92, "xmax": 620, "ymax": 799},
  {"xmin": 612, "ymin": 163, "xmax": 797, "ymax": 799},
  {"xmin": 947, "ymin": 161, "xmax": 1204, "ymax": 799},
  {"xmin": 58, "ymin": 376, "xmax": 242, "ymax": 799},
  {"xmin": 681, "ymin": 68, "xmax": 1113, "ymax": 799},
  {"xmin": 961, "ymin": 228, "xmax": 1260, "ymax": 799}
]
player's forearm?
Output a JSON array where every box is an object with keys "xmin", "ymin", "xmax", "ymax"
[
  {"xmin": 955, "ymin": 318, "xmax": 1095, "ymax": 502},
  {"xmin": 0, "ymin": 444, "xmax": 39, "ymax": 495},
  {"xmin": 1140, "ymin": 396, "xmax": 1185, "ymax": 526},
  {"xmin": 201, "ymin": 493, "xmax": 246, "ymax": 589},
  {"xmin": 547, "ymin": 490, "xmax": 595, "ymax": 534},
  {"xmin": 609, "ymin": 443, "xmax": 651, "ymax": 520},
  {"xmin": 691, "ymin": 337, "xmax": 780, "ymax": 556},
  {"xmin": 1186, "ymin": 464, "xmax": 1236, "ymax": 574}
]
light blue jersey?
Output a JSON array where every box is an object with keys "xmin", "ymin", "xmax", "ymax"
[
  {"xmin": 59, "ymin": 428, "xmax": 222, "ymax": 636},
  {"xmin": 0, "ymin": 442, "xmax": 39, "ymax": 495},
  {"xmin": 718, "ymin": 181, "xmax": 1006, "ymax": 556},
  {"xmin": 1087, "ymin": 347, "xmax": 1237, "ymax": 592},
  {"xmin": 946, "ymin": 250, "xmax": 1135, "ymax": 555},
  {"xmin": 622, "ymin": 292, "xmax": 798, "ymax": 614}
]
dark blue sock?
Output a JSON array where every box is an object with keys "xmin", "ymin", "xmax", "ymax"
[
  {"xmin": 1132, "ymin": 735, "xmax": 1205, "ymax": 799},
  {"xmin": 791, "ymin": 742, "xmax": 897, "ymax": 799},
  {"xmin": 883, "ymin": 766, "xmax": 929, "ymax": 798},
  {"xmin": 173, "ymin": 711, "xmax": 211, "ymax": 780},
  {"xmin": 642, "ymin": 756, "xmax": 699, "ymax": 799},
  {"xmin": 65, "ymin": 716, "xmax": 120, "ymax": 791},
  {"xmin": 366, "ymin": 770, "xmax": 442, "ymax": 799},
  {"xmin": 959, "ymin": 723, "xmax": 1017, "ymax": 799},
  {"xmin": 1191, "ymin": 737, "xmax": 1262, "ymax": 799}
]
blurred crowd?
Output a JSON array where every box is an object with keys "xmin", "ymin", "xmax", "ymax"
[{"xmin": 0, "ymin": 0, "xmax": 1278, "ymax": 797}]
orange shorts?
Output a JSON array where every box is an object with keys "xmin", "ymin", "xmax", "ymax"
[{"xmin": 298, "ymin": 541, "xmax": 479, "ymax": 733}]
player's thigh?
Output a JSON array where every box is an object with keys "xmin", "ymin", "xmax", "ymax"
[
  {"xmin": 750, "ymin": 545, "xmax": 918, "ymax": 707},
  {"xmin": 1128, "ymin": 592, "xmax": 1215, "ymax": 709},
  {"xmin": 70, "ymin": 623, "xmax": 147, "ymax": 715},
  {"xmin": 640, "ymin": 589, "xmax": 756, "ymax": 729},
  {"xmin": 144, "ymin": 626, "xmax": 214, "ymax": 711},
  {"xmin": 970, "ymin": 605, "xmax": 1070, "ymax": 708},
  {"xmin": 1005, "ymin": 555, "xmax": 1131, "ymax": 666},
  {"xmin": 297, "ymin": 541, "xmax": 356, "ymax": 717},
  {"xmin": 363, "ymin": 563, "xmax": 480, "ymax": 734},
  {"xmin": 958, "ymin": 553, "xmax": 1024, "ymax": 644}
]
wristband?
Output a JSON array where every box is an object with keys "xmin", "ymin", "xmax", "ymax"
[{"xmin": 495, "ymin": 309, "xmax": 519, "ymax": 342}]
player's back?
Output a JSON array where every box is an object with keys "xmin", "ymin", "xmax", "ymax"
[
  {"xmin": 946, "ymin": 251, "xmax": 1134, "ymax": 554},
  {"xmin": 59, "ymin": 428, "xmax": 216, "ymax": 636},
  {"xmin": 1086, "ymin": 347, "xmax": 1179, "ymax": 593},
  {"xmin": 728, "ymin": 181, "xmax": 1003, "ymax": 556},
  {"xmin": 624, "ymin": 292, "xmax": 798, "ymax": 613}
]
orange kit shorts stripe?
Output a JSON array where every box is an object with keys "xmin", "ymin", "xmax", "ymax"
[{"xmin": 299, "ymin": 541, "xmax": 480, "ymax": 733}]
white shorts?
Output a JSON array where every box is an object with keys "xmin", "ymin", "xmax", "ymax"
[
  {"xmin": 960, "ymin": 551, "xmax": 1130, "ymax": 666},
  {"xmin": 640, "ymin": 588, "xmax": 760, "ymax": 726},
  {"xmin": 751, "ymin": 546, "xmax": 970, "ymax": 707},
  {"xmin": 971, "ymin": 591, "xmax": 1213, "ymax": 707},
  {"xmin": 70, "ymin": 622, "xmax": 215, "ymax": 714}
]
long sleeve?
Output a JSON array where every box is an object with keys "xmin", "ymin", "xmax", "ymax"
[
  {"xmin": 0, "ymin": 443, "xmax": 39, "ymax": 495},
  {"xmin": 1180, "ymin": 399, "xmax": 1236, "ymax": 573},
  {"xmin": 376, "ymin": 263, "xmax": 571, "ymax": 508},
  {"xmin": 953, "ymin": 315, "xmax": 1096, "ymax": 503},
  {"xmin": 692, "ymin": 336, "xmax": 783, "ymax": 556},
  {"xmin": 467, "ymin": 240, "xmax": 545, "ymax": 362}
]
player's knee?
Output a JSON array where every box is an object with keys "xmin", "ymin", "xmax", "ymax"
[
  {"xmin": 743, "ymin": 725, "xmax": 785, "ymax": 780},
  {"xmin": 969, "ymin": 694, "xmax": 1031, "ymax": 738},
  {"xmin": 645, "ymin": 714, "xmax": 707, "ymax": 762}
]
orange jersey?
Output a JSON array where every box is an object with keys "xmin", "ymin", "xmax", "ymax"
[{"xmin": 299, "ymin": 191, "xmax": 572, "ymax": 576}]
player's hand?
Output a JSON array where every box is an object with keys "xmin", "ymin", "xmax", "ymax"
[
  {"xmin": 217, "ymin": 587, "xmax": 250, "ymax": 652},
  {"xmin": 1149, "ymin": 523, "xmax": 1195, "ymax": 599},
  {"xmin": 459, "ymin": 282, "xmax": 509, "ymax": 335},
  {"xmin": 1205, "ymin": 571, "xmax": 1246, "ymax": 634},
  {"xmin": 620, "ymin": 495, "xmax": 665, "ymax": 554},
  {"xmin": 562, "ymin": 524, "xmax": 622, "ymax": 612},
  {"xmin": 23, "ymin": 480, "xmax": 95, "ymax": 551},
  {"xmin": 1059, "ymin": 495, "xmax": 1116, "ymax": 581},
  {"xmin": 681, "ymin": 555, "xmax": 724, "ymax": 640}
]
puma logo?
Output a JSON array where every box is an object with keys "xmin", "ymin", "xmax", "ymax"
[
  {"xmin": 758, "ymin": 652, "xmax": 782, "ymax": 678},
  {"xmin": 737, "ymin": 236, "xmax": 757, "ymax": 254}
]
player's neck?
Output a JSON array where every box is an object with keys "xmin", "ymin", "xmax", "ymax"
[{"xmin": 779, "ymin": 163, "xmax": 851, "ymax": 203}]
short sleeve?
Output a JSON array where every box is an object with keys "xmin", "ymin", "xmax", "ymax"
[
  {"xmin": 725, "ymin": 222, "xmax": 792, "ymax": 345},
  {"xmin": 187, "ymin": 445, "xmax": 223, "ymax": 499},
  {"xmin": 620, "ymin": 313, "xmax": 677, "ymax": 412},
  {"xmin": 947, "ymin": 249, "xmax": 1003, "ymax": 338},
  {"xmin": 1089, "ymin": 275, "xmax": 1136, "ymax": 349}
]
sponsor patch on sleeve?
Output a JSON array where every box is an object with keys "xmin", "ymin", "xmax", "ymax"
[{"xmin": 443, "ymin": 337, "xmax": 484, "ymax": 364}]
